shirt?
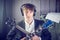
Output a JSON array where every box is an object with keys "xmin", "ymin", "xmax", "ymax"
[
  {"xmin": 25, "ymin": 20, "xmax": 35, "ymax": 33},
  {"xmin": 25, "ymin": 19, "xmax": 41, "ymax": 40}
]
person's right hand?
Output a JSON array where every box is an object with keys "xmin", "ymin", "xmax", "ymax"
[
  {"xmin": 20, "ymin": 37, "xmax": 26, "ymax": 40},
  {"xmin": 31, "ymin": 35, "xmax": 41, "ymax": 40}
]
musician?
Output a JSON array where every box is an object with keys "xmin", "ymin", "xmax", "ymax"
[{"xmin": 7, "ymin": 3, "xmax": 51, "ymax": 40}]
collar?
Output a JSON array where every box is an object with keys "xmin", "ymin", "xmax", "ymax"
[{"xmin": 25, "ymin": 19, "xmax": 34, "ymax": 25}]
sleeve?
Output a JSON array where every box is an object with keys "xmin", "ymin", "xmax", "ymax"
[
  {"xmin": 41, "ymin": 29, "xmax": 51, "ymax": 40},
  {"xmin": 7, "ymin": 26, "xmax": 17, "ymax": 40},
  {"xmin": 7, "ymin": 20, "xmax": 26, "ymax": 40},
  {"xmin": 7, "ymin": 26, "xmax": 26, "ymax": 40},
  {"xmin": 7, "ymin": 26, "xmax": 23, "ymax": 40}
]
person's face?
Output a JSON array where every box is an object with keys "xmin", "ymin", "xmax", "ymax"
[{"xmin": 23, "ymin": 8, "xmax": 34, "ymax": 20}]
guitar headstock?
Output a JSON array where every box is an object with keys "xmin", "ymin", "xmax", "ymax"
[
  {"xmin": 5, "ymin": 17, "xmax": 16, "ymax": 27},
  {"xmin": 42, "ymin": 20, "xmax": 53, "ymax": 29}
]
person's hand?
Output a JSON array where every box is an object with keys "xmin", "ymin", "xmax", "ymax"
[
  {"xmin": 20, "ymin": 37, "xmax": 25, "ymax": 40},
  {"xmin": 32, "ymin": 35, "xmax": 41, "ymax": 40}
]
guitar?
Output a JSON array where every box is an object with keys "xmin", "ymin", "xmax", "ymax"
[{"xmin": 5, "ymin": 17, "xmax": 53, "ymax": 40}]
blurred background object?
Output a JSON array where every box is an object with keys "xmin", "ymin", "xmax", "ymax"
[{"xmin": 46, "ymin": 13, "xmax": 60, "ymax": 23}]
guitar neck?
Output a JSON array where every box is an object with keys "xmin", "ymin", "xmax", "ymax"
[{"xmin": 16, "ymin": 25, "xmax": 30, "ymax": 35}]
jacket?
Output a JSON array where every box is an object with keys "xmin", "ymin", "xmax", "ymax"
[{"xmin": 7, "ymin": 19, "xmax": 51, "ymax": 40}]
